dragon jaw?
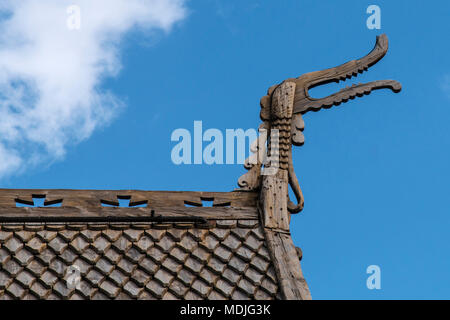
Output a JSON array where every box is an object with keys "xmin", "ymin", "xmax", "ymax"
[{"xmin": 289, "ymin": 34, "xmax": 402, "ymax": 114}]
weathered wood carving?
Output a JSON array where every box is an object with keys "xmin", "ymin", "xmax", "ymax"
[{"xmin": 238, "ymin": 34, "xmax": 402, "ymax": 229}]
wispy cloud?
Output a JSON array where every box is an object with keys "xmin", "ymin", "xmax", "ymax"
[{"xmin": 0, "ymin": 0, "xmax": 186, "ymax": 179}]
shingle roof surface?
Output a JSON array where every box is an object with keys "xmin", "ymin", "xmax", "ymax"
[
  {"xmin": 0, "ymin": 220, "xmax": 281, "ymax": 300},
  {"xmin": 0, "ymin": 190, "xmax": 311, "ymax": 300}
]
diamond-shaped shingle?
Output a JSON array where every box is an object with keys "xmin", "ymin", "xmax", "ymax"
[
  {"xmin": 237, "ymin": 277, "xmax": 256, "ymax": 296},
  {"xmin": 192, "ymin": 247, "xmax": 210, "ymax": 262},
  {"xmin": 69, "ymin": 236, "xmax": 89, "ymax": 253},
  {"xmin": 0, "ymin": 231, "xmax": 12, "ymax": 243},
  {"xmin": 6, "ymin": 282, "xmax": 26, "ymax": 299},
  {"xmin": 145, "ymin": 229, "xmax": 166, "ymax": 242},
  {"xmin": 40, "ymin": 270, "xmax": 58, "ymax": 289},
  {"xmin": 168, "ymin": 246, "xmax": 188, "ymax": 263},
  {"xmin": 36, "ymin": 230, "xmax": 57, "ymax": 242},
  {"xmin": 117, "ymin": 258, "xmax": 135, "ymax": 276},
  {"xmin": 255, "ymin": 288, "xmax": 273, "ymax": 300},
  {"xmin": 131, "ymin": 268, "xmax": 150, "ymax": 287},
  {"xmin": 95, "ymin": 258, "xmax": 114, "ymax": 275},
  {"xmin": 123, "ymin": 229, "xmax": 143, "ymax": 242},
  {"xmin": 82, "ymin": 248, "xmax": 100, "ymax": 263},
  {"xmin": 48, "ymin": 258, "xmax": 66, "ymax": 277},
  {"xmin": 0, "ymin": 248, "xmax": 9, "ymax": 264},
  {"xmin": 25, "ymin": 237, "xmax": 46, "ymax": 254},
  {"xmin": 178, "ymin": 235, "xmax": 197, "ymax": 252},
  {"xmin": 103, "ymin": 248, "xmax": 121, "ymax": 264},
  {"xmin": 72, "ymin": 258, "xmax": 92, "ymax": 276},
  {"xmin": 53, "ymin": 280, "xmax": 74, "ymax": 298},
  {"xmin": 231, "ymin": 228, "xmax": 252, "ymax": 241},
  {"xmin": 199, "ymin": 234, "xmax": 219, "ymax": 252},
  {"xmin": 60, "ymin": 248, "xmax": 78, "ymax": 264},
  {"xmin": 198, "ymin": 267, "xmax": 216, "ymax": 286},
  {"xmin": 250, "ymin": 254, "xmax": 270, "ymax": 273},
  {"xmin": 214, "ymin": 245, "xmax": 233, "ymax": 263},
  {"xmin": 222, "ymin": 234, "xmax": 242, "ymax": 252},
  {"xmin": 208, "ymin": 289, "xmax": 227, "ymax": 300},
  {"xmin": 99, "ymin": 280, "xmax": 120, "ymax": 299},
  {"xmin": 260, "ymin": 277, "xmax": 278, "ymax": 295},
  {"xmin": 154, "ymin": 268, "xmax": 174, "ymax": 287},
  {"xmin": 30, "ymin": 281, "xmax": 49, "ymax": 299},
  {"xmin": 191, "ymin": 279, "xmax": 211, "ymax": 298},
  {"xmin": 184, "ymin": 257, "xmax": 204, "ymax": 274},
  {"xmin": 244, "ymin": 233, "xmax": 262, "ymax": 252},
  {"xmin": 15, "ymin": 248, "xmax": 34, "ymax": 266},
  {"xmin": 16, "ymin": 270, "xmax": 35, "ymax": 287},
  {"xmin": 0, "ymin": 271, "xmax": 12, "ymax": 290},
  {"xmin": 244, "ymin": 267, "xmax": 265, "ymax": 286},
  {"xmin": 235, "ymin": 245, "xmax": 255, "ymax": 263},
  {"xmin": 14, "ymin": 230, "xmax": 34, "ymax": 242},
  {"xmin": 139, "ymin": 257, "xmax": 159, "ymax": 275},
  {"xmin": 145, "ymin": 282, "xmax": 166, "ymax": 299},
  {"xmin": 147, "ymin": 246, "xmax": 166, "ymax": 263},
  {"xmin": 102, "ymin": 229, "xmax": 122, "ymax": 242},
  {"xmin": 25, "ymin": 259, "xmax": 46, "ymax": 277},
  {"xmin": 135, "ymin": 235, "xmax": 153, "ymax": 252},
  {"xmin": 222, "ymin": 268, "xmax": 241, "ymax": 284},
  {"xmin": 92, "ymin": 236, "xmax": 110, "ymax": 252},
  {"xmin": 169, "ymin": 280, "xmax": 189, "ymax": 298},
  {"xmin": 109, "ymin": 269, "xmax": 128, "ymax": 287},
  {"xmin": 155, "ymin": 238, "xmax": 175, "ymax": 253},
  {"xmin": 215, "ymin": 279, "xmax": 233, "ymax": 297},
  {"xmin": 166, "ymin": 229, "xmax": 186, "ymax": 242},
  {"xmin": 86, "ymin": 269, "xmax": 104, "ymax": 287},
  {"xmin": 161, "ymin": 257, "xmax": 182, "ymax": 275},
  {"xmin": 58, "ymin": 229, "xmax": 78, "ymax": 242},
  {"xmin": 80, "ymin": 229, "xmax": 101, "ymax": 243},
  {"xmin": 231, "ymin": 288, "xmax": 250, "ymax": 300},
  {"xmin": 210, "ymin": 228, "xmax": 230, "ymax": 241},
  {"xmin": 207, "ymin": 256, "xmax": 227, "ymax": 275},
  {"xmin": 123, "ymin": 281, "xmax": 142, "ymax": 299},
  {"xmin": 126, "ymin": 247, "xmax": 144, "ymax": 263},
  {"xmin": 3, "ymin": 259, "xmax": 22, "ymax": 276},
  {"xmin": 5, "ymin": 237, "xmax": 23, "ymax": 253},
  {"xmin": 112, "ymin": 237, "xmax": 131, "ymax": 253},
  {"xmin": 177, "ymin": 269, "xmax": 196, "ymax": 287}
]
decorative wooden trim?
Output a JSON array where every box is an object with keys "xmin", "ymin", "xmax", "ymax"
[
  {"xmin": 0, "ymin": 206, "xmax": 258, "ymax": 221},
  {"xmin": 0, "ymin": 189, "xmax": 258, "ymax": 209},
  {"xmin": 238, "ymin": 34, "xmax": 401, "ymax": 216},
  {"xmin": 251, "ymin": 35, "xmax": 401, "ymax": 300}
]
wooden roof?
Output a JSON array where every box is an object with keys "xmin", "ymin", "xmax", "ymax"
[{"xmin": 0, "ymin": 189, "xmax": 310, "ymax": 300}]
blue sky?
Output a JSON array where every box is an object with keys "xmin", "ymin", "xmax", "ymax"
[{"xmin": 1, "ymin": 0, "xmax": 449, "ymax": 299}]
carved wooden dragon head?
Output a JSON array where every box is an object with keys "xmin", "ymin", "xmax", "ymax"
[{"xmin": 238, "ymin": 34, "xmax": 402, "ymax": 214}]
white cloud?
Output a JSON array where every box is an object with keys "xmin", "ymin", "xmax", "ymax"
[{"xmin": 0, "ymin": 0, "xmax": 186, "ymax": 178}]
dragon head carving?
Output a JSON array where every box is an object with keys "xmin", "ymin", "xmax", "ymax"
[{"xmin": 239, "ymin": 34, "xmax": 402, "ymax": 214}]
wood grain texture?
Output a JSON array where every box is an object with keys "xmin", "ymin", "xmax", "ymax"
[
  {"xmin": 0, "ymin": 189, "xmax": 258, "ymax": 209},
  {"xmin": 260, "ymin": 170, "xmax": 290, "ymax": 231},
  {"xmin": 0, "ymin": 206, "xmax": 258, "ymax": 221},
  {"xmin": 239, "ymin": 34, "xmax": 401, "ymax": 214},
  {"xmin": 264, "ymin": 229, "xmax": 311, "ymax": 300}
]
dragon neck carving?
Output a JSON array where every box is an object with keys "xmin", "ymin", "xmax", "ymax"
[{"xmin": 238, "ymin": 34, "xmax": 402, "ymax": 215}]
